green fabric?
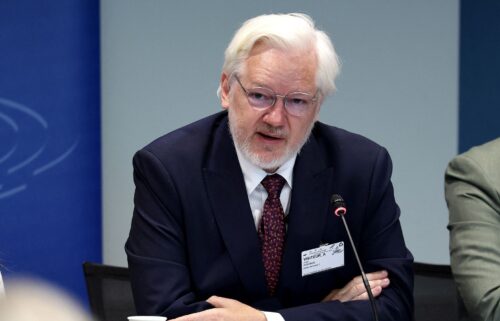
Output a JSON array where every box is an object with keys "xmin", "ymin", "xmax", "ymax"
[{"xmin": 445, "ymin": 137, "xmax": 500, "ymax": 321}]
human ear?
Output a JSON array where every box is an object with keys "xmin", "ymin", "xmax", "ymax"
[{"xmin": 220, "ymin": 73, "xmax": 231, "ymax": 109}]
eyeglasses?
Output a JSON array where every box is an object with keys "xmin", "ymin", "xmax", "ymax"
[{"xmin": 233, "ymin": 75, "xmax": 319, "ymax": 117}]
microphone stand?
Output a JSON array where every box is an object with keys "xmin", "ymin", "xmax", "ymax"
[{"xmin": 338, "ymin": 213, "xmax": 379, "ymax": 321}]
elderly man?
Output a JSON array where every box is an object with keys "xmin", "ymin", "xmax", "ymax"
[{"xmin": 126, "ymin": 13, "xmax": 413, "ymax": 321}]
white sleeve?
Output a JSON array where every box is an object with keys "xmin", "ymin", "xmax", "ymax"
[
  {"xmin": 263, "ymin": 311, "xmax": 285, "ymax": 321},
  {"xmin": 0, "ymin": 270, "xmax": 5, "ymax": 298}
]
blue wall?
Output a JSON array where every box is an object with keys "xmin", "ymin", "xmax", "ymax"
[
  {"xmin": 459, "ymin": 0, "xmax": 500, "ymax": 152},
  {"xmin": 0, "ymin": 1, "xmax": 101, "ymax": 304}
]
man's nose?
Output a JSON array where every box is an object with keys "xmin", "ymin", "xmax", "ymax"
[{"xmin": 263, "ymin": 97, "xmax": 287, "ymax": 126}]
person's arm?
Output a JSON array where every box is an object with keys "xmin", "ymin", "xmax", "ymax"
[
  {"xmin": 170, "ymin": 270, "xmax": 390, "ymax": 321},
  {"xmin": 126, "ymin": 149, "xmax": 212, "ymax": 317},
  {"xmin": 445, "ymin": 154, "xmax": 500, "ymax": 321}
]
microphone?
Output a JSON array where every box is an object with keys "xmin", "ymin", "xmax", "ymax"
[{"xmin": 331, "ymin": 194, "xmax": 379, "ymax": 321}]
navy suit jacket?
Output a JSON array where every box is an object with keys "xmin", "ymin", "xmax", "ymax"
[{"xmin": 125, "ymin": 111, "xmax": 413, "ymax": 320}]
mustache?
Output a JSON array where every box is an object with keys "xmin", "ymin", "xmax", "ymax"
[{"xmin": 257, "ymin": 124, "xmax": 288, "ymax": 138}]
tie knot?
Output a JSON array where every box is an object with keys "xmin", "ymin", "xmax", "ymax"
[{"xmin": 261, "ymin": 174, "xmax": 286, "ymax": 198}]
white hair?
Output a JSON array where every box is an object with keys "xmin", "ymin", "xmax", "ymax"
[{"xmin": 218, "ymin": 13, "xmax": 341, "ymax": 97}]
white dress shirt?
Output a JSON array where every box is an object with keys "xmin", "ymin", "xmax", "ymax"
[
  {"xmin": 235, "ymin": 148, "xmax": 296, "ymax": 321},
  {"xmin": 235, "ymin": 148, "xmax": 295, "ymax": 229}
]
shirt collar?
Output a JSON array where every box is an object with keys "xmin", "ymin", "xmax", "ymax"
[{"xmin": 235, "ymin": 146, "xmax": 296, "ymax": 196}]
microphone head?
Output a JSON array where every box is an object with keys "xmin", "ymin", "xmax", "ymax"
[{"xmin": 331, "ymin": 194, "xmax": 347, "ymax": 216}]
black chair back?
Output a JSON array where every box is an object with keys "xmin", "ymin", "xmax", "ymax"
[
  {"xmin": 413, "ymin": 262, "xmax": 459, "ymax": 321},
  {"xmin": 83, "ymin": 262, "xmax": 136, "ymax": 321}
]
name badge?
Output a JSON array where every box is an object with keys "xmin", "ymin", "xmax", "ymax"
[{"xmin": 301, "ymin": 242, "xmax": 344, "ymax": 276}]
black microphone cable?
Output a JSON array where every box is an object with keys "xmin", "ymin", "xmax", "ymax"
[{"xmin": 331, "ymin": 194, "xmax": 379, "ymax": 321}]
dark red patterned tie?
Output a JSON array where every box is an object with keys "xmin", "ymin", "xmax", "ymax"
[{"xmin": 258, "ymin": 174, "xmax": 286, "ymax": 296}]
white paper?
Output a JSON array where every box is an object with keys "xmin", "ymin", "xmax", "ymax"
[{"xmin": 301, "ymin": 242, "xmax": 344, "ymax": 276}]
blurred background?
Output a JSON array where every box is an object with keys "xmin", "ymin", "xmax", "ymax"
[{"xmin": 1, "ymin": 0, "xmax": 499, "ymax": 306}]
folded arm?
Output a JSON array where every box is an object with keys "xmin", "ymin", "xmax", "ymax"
[{"xmin": 170, "ymin": 271, "xmax": 390, "ymax": 321}]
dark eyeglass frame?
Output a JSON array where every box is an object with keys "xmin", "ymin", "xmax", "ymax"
[{"xmin": 233, "ymin": 75, "xmax": 319, "ymax": 117}]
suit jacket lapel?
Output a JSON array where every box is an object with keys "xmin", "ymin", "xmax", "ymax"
[
  {"xmin": 202, "ymin": 117, "xmax": 268, "ymax": 298},
  {"xmin": 279, "ymin": 132, "xmax": 335, "ymax": 297}
]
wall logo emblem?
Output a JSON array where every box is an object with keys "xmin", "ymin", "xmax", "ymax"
[{"xmin": 0, "ymin": 97, "xmax": 79, "ymax": 200}]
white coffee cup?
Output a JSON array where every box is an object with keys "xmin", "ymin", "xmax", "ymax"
[{"xmin": 127, "ymin": 316, "xmax": 167, "ymax": 321}]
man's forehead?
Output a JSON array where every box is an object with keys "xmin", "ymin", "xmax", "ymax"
[{"xmin": 242, "ymin": 44, "xmax": 318, "ymax": 90}]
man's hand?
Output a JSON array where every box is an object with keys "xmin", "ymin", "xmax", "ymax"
[
  {"xmin": 170, "ymin": 296, "xmax": 267, "ymax": 321},
  {"xmin": 322, "ymin": 270, "xmax": 390, "ymax": 302}
]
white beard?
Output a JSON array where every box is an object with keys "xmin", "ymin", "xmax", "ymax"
[{"xmin": 227, "ymin": 109, "xmax": 315, "ymax": 171}]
